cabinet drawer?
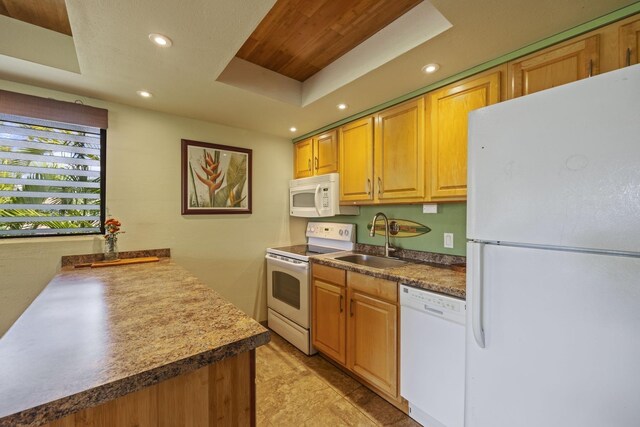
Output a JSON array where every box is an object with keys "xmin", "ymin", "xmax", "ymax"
[
  {"xmin": 313, "ymin": 264, "xmax": 346, "ymax": 286},
  {"xmin": 347, "ymin": 271, "xmax": 397, "ymax": 303}
]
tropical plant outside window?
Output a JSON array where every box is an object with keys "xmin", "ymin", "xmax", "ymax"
[{"xmin": 0, "ymin": 114, "xmax": 104, "ymax": 238}]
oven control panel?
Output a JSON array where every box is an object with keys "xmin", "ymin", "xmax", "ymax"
[{"xmin": 306, "ymin": 222, "xmax": 355, "ymax": 242}]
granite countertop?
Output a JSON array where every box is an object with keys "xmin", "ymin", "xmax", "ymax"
[
  {"xmin": 0, "ymin": 258, "xmax": 270, "ymax": 426},
  {"xmin": 311, "ymin": 250, "xmax": 466, "ymax": 299}
]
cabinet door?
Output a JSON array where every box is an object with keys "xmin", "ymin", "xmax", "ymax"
[
  {"xmin": 312, "ymin": 279, "xmax": 346, "ymax": 365},
  {"xmin": 339, "ymin": 117, "xmax": 374, "ymax": 203},
  {"xmin": 293, "ymin": 138, "xmax": 313, "ymax": 178},
  {"xmin": 427, "ymin": 72, "xmax": 501, "ymax": 200},
  {"xmin": 347, "ymin": 289, "xmax": 398, "ymax": 397},
  {"xmin": 314, "ymin": 130, "xmax": 338, "ymax": 175},
  {"xmin": 374, "ymin": 98, "xmax": 425, "ymax": 201},
  {"xmin": 509, "ymin": 35, "xmax": 599, "ymax": 98},
  {"xmin": 619, "ymin": 18, "xmax": 640, "ymax": 67}
]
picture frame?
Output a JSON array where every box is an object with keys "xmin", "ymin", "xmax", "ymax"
[{"xmin": 181, "ymin": 139, "xmax": 252, "ymax": 215}]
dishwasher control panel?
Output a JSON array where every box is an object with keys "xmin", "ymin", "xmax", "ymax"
[{"xmin": 400, "ymin": 285, "xmax": 466, "ymax": 325}]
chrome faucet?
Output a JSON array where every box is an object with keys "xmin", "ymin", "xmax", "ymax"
[{"xmin": 369, "ymin": 212, "xmax": 396, "ymax": 257}]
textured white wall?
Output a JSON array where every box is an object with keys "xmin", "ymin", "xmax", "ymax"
[{"xmin": 0, "ymin": 80, "xmax": 306, "ymax": 336}]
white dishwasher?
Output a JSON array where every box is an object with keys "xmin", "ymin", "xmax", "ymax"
[{"xmin": 400, "ymin": 284, "xmax": 466, "ymax": 427}]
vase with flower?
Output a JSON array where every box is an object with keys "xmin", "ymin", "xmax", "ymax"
[{"xmin": 104, "ymin": 218, "xmax": 124, "ymax": 261}]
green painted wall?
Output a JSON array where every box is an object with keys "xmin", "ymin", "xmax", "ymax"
[{"xmin": 322, "ymin": 203, "xmax": 467, "ymax": 256}]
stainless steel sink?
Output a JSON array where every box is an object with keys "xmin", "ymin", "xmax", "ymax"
[{"xmin": 335, "ymin": 254, "xmax": 408, "ymax": 269}]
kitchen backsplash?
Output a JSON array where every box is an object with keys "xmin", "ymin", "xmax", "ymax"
[{"xmin": 321, "ymin": 203, "xmax": 466, "ymax": 257}]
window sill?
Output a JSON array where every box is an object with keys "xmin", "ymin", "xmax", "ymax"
[{"xmin": 0, "ymin": 234, "xmax": 101, "ymax": 246}]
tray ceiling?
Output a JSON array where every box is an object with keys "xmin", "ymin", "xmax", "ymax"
[
  {"xmin": 0, "ymin": 0, "xmax": 634, "ymax": 139},
  {"xmin": 236, "ymin": 0, "xmax": 422, "ymax": 82},
  {"xmin": 0, "ymin": 0, "xmax": 71, "ymax": 36}
]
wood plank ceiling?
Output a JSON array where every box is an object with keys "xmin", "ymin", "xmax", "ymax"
[
  {"xmin": 236, "ymin": 0, "xmax": 422, "ymax": 82},
  {"xmin": 0, "ymin": 0, "xmax": 72, "ymax": 36}
]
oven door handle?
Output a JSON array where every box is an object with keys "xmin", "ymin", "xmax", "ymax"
[{"xmin": 265, "ymin": 254, "xmax": 309, "ymax": 272}]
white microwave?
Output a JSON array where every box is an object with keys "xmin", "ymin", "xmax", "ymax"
[{"xmin": 289, "ymin": 173, "xmax": 359, "ymax": 217}]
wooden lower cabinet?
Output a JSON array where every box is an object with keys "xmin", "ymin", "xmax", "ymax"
[
  {"xmin": 312, "ymin": 265, "xmax": 403, "ymax": 409},
  {"xmin": 43, "ymin": 351, "xmax": 255, "ymax": 427},
  {"xmin": 312, "ymin": 279, "xmax": 347, "ymax": 365},
  {"xmin": 347, "ymin": 289, "xmax": 398, "ymax": 397}
]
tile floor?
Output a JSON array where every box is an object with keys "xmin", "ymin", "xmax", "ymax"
[{"xmin": 256, "ymin": 332, "xmax": 420, "ymax": 426}]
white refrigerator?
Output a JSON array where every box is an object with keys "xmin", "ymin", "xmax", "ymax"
[{"xmin": 466, "ymin": 64, "xmax": 640, "ymax": 427}]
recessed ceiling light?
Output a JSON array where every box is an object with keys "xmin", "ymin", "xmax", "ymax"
[
  {"xmin": 149, "ymin": 33, "xmax": 173, "ymax": 47},
  {"xmin": 290, "ymin": 127, "xmax": 297, "ymax": 132},
  {"xmin": 337, "ymin": 103, "xmax": 348, "ymax": 110},
  {"xmin": 136, "ymin": 90, "xmax": 153, "ymax": 98},
  {"xmin": 422, "ymin": 63, "xmax": 440, "ymax": 74}
]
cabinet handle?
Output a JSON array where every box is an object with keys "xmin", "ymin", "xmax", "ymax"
[
  {"xmin": 588, "ymin": 59, "xmax": 593, "ymax": 78},
  {"xmin": 308, "ymin": 159, "xmax": 311, "ymax": 171},
  {"xmin": 340, "ymin": 295, "xmax": 344, "ymax": 313},
  {"xmin": 350, "ymin": 299, "xmax": 354, "ymax": 317},
  {"xmin": 366, "ymin": 178, "xmax": 371, "ymax": 196},
  {"xmin": 627, "ymin": 48, "xmax": 632, "ymax": 67},
  {"xmin": 314, "ymin": 156, "xmax": 319, "ymax": 170},
  {"xmin": 377, "ymin": 177, "xmax": 382, "ymax": 196}
]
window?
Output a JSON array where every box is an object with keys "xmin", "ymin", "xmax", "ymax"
[{"xmin": 0, "ymin": 90, "xmax": 107, "ymax": 238}]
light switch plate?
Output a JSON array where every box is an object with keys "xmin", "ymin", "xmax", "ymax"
[
  {"xmin": 444, "ymin": 233, "xmax": 454, "ymax": 248},
  {"xmin": 422, "ymin": 204, "xmax": 438, "ymax": 214}
]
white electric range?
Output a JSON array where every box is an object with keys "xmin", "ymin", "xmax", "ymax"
[{"xmin": 265, "ymin": 222, "xmax": 355, "ymax": 354}]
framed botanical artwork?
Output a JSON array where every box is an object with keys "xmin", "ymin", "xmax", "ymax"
[{"xmin": 181, "ymin": 139, "xmax": 252, "ymax": 214}]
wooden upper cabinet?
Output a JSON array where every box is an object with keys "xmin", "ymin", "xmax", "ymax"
[
  {"xmin": 374, "ymin": 97, "xmax": 425, "ymax": 201},
  {"xmin": 293, "ymin": 138, "xmax": 313, "ymax": 178},
  {"xmin": 315, "ymin": 130, "xmax": 339, "ymax": 175},
  {"xmin": 294, "ymin": 13, "xmax": 640, "ymax": 204},
  {"xmin": 427, "ymin": 71, "xmax": 501, "ymax": 201},
  {"xmin": 293, "ymin": 130, "xmax": 338, "ymax": 179},
  {"xmin": 509, "ymin": 35, "xmax": 600, "ymax": 98},
  {"xmin": 339, "ymin": 117, "xmax": 374, "ymax": 203},
  {"xmin": 619, "ymin": 18, "xmax": 640, "ymax": 67}
]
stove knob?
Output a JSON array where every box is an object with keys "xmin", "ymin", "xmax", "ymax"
[
  {"xmin": 344, "ymin": 230, "xmax": 349, "ymax": 236},
  {"xmin": 339, "ymin": 229, "xmax": 344, "ymax": 236},
  {"xmin": 309, "ymin": 226, "xmax": 315, "ymax": 233}
]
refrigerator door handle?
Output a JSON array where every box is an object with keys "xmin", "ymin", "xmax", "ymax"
[{"xmin": 471, "ymin": 242, "xmax": 486, "ymax": 348}]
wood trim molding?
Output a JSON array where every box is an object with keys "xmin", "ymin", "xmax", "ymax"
[{"xmin": 0, "ymin": 89, "xmax": 108, "ymax": 128}]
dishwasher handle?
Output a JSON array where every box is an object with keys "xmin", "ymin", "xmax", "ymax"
[{"xmin": 423, "ymin": 306, "xmax": 444, "ymax": 316}]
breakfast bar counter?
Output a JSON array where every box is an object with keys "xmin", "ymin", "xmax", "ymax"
[{"xmin": 0, "ymin": 254, "xmax": 270, "ymax": 426}]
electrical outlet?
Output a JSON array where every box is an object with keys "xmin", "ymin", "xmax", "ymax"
[
  {"xmin": 444, "ymin": 233, "xmax": 454, "ymax": 248},
  {"xmin": 422, "ymin": 203, "xmax": 438, "ymax": 214}
]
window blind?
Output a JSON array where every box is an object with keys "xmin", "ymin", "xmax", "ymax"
[{"xmin": 0, "ymin": 114, "xmax": 104, "ymax": 237}]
